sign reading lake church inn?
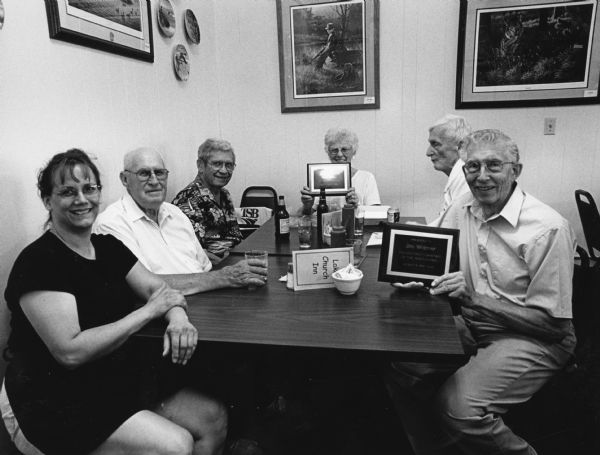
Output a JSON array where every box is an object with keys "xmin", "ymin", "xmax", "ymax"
[{"xmin": 292, "ymin": 248, "xmax": 353, "ymax": 291}]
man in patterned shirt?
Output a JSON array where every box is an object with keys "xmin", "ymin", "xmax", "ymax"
[{"xmin": 173, "ymin": 139, "xmax": 243, "ymax": 264}]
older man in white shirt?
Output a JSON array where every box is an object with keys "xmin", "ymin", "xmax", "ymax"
[
  {"xmin": 426, "ymin": 115, "xmax": 472, "ymax": 226},
  {"xmin": 95, "ymin": 147, "xmax": 267, "ymax": 295},
  {"xmin": 388, "ymin": 130, "xmax": 576, "ymax": 455}
]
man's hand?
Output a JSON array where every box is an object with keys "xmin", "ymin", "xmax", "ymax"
[
  {"xmin": 222, "ymin": 259, "xmax": 268, "ymax": 288},
  {"xmin": 430, "ymin": 271, "xmax": 470, "ymax": 300},
  {"xmin": 345, "ymin": 187, "xmax": 358, "ymax": 207},
  {"xmin": 163, "ymin": 307, "xmax": 198, "ymax": 365}
]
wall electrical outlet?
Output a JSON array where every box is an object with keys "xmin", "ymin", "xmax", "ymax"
[{"xmin": 544, "ymin": 118, "xmax": 556, "ymax": 135}]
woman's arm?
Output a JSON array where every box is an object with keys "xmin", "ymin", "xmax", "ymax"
[{"xmin": 20, "ymin": 282, "xmax": 183, "ymax": 369}]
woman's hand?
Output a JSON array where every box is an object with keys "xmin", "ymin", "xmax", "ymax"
[
  {"xmin": 345, "ymin": 187, "xmax": 358, "ymax": 207},
  {"xmin": 301, "ymin": 186, "xmax": 315, "ymax": 209},
  {"xmin": 144, "ymin": 283, "xmax": 187, "ymax": 319},
  {"xmin": 430, "ymin": 272, "xmax": 470, "ymax": 300},
  {"xmin": 163, "ymin": 308, "xmax": 198, "ymax": 365}
]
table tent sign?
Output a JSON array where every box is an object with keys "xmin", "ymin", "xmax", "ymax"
[{"xmin": 292, "ymin": 248, "xmax": 353, "ymax": 291}]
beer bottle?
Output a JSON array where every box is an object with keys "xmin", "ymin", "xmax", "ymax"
[
  {"xmin": 275, "ymin": 195, "xmax": 290, "ymax": 238},
  {"xmin": 316, "ymin": 187, "xmax": 329, "ymax": 242}
]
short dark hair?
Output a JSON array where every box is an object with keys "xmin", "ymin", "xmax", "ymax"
[{"xmin": 37, "ymin": 148, "xmax": 101, "ymax": 200}]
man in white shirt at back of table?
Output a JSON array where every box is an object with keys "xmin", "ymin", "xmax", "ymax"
[
  {"xmin": 95, "ymin": 147, "xmax": 267, "ymax": 295},
  {"xmin": 426, "ymin": 114, "xmax": 472, "ymax": 226}
]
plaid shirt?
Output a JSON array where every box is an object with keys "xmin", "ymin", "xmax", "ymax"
[{"xmin": 172, "ymin": 177, "xmax": 243, "ymax": 257}]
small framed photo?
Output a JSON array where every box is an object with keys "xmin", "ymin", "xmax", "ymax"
[
  {"xmin": 378, "ymin": 223, "xmax": 460, "ymax": 287},
  {"xmin": 45, "ymin": 0, "xmax": 154, "ymax": 62},
  {"xmin": 456, "ymin": 0, "xmax": 600, "ymax": 108},
  {"xmin": 307, "ymin": 163, "xmax": 352, "ymax": 196}
]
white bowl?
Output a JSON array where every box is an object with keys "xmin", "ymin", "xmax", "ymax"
[{"xmin": 332, "ymin": 272, "xmax": 363, "ymax": 295}]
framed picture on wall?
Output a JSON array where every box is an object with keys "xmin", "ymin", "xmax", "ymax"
[
  {"xmin": 276, "ymin": 0, "xmax": 380, "ymax": 113},
  {"xmin": 44, "ymin": 0, "xmax": 154, "ymax": 62},
  {"xmin": 456, "ymin": 0, "xmax": 600, "ymax": 108}
]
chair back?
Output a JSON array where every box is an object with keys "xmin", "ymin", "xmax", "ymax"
[
  {"xmin": 575, "ymin": 189, "xmax": 600, "ymax": 262},
  {"xmin": 240, "ymin": 186, "xmax": 278, "ymax": 211}
]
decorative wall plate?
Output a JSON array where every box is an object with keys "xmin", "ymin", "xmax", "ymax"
[
  {"xmin": 157, "ymin": 0, "xmax": 175, "ymax": 38},
  {"xmin": 184, "ymin": 9, "xmax": 200, "ymax": 44},
  {"xmin": 173, "ymin": 44, "xmax": 190, "ymax": 81}
]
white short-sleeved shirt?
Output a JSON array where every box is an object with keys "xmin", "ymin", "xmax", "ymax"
[
  {"xmin": 94, "ymin": 193, "xmax": 212, "ymax": 275},
  {"xmin": 429, "ymin": 159, "xmax": 470, "ymax": 227},
  {"xmin": 326, "ymin": 169, "xmax": 381, "ymax": 210}
]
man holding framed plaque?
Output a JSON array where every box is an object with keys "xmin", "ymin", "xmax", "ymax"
[{"xmin": 386, "ymin": 130, "xmax": 576, "ymax": 455}]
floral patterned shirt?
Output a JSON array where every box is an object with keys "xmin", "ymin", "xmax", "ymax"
[{"xmin": 172, "ymin": 177, "xmax": 243, "ymax": 257}]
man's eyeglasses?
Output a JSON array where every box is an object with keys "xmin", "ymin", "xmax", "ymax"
[
  {"xmin": 327, "ymin": 147, "xmax": 353, "ymax": 156},
  {"xmin": 207, "ymin": 161, "xmax": 236, "ymax": 172},
  {"xmin": 125, "ymin": 168, "xmax": 169, "ymax": 181},
  {"xmin": 54, "ymin": 184, "xmax": 102, "ymax": 199},
  {"xmin": 463, "ymin": 160, "xmax": 515, "ymax": 174}
]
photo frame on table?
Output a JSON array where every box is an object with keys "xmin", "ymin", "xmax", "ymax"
[
  {"xmin": 378, "ymin": 223, "xmax": 460, "ymax": 287},
  {"xmin": 44, "ymin": 0, "xmax": 154, "ymax": 62},
  {"xmin": 456, "ymin": 0, "xmax": 600, "ymax": 108},
  {"xmin": 307, "ymin": 163, "xmax": 351, "ymax": 196},
  {"xmin": 276, "ymin": 0, "xmax": 379, "ymax": 113}
]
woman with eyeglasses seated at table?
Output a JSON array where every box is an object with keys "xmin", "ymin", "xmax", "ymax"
[
  {"xmin": 0, "ymin": 149, "xmax": 227, "ymax": 455},
  {"xmin": 300, "ymin": 127, "xmax": 381, "ymax": 213}
]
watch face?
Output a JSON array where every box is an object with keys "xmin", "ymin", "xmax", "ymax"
[
  {"xmin": 173, "ymin": 44, "xmax": 190, "ymax": 81},
  {"xmin": 157, "ymin": 0, "xmax": 175, "ymax": 38},
  {"xmin": 184, "ymin": 9, "xmax": 200, "ymax": 44}
]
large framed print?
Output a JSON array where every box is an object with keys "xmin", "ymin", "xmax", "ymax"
[
  {"xmin": 276, "ymin": 0, "xmax": 379, "ymax": 113},
  {"xmin": 378, "ymin": 223, "xmax": 460, "ymax": 287},
  {"xmin": 45, "ymin": 0, "xmax": 154, "ymax": 62},
  {"xmin": 307, "ymin": 162, "xmax": 351, "ymax": 196},
  {"xmin": 456, "ymin": 0, "xmax": 600, "ymax": 108}
]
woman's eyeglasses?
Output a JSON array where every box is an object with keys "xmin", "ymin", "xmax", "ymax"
[
  {"xmin": 327, "ymin": 147, "xmax": 353, "ymax": 156},
  {"xmin": 54, "ymin": 184, "xmax": 102, "ymax": 199}
]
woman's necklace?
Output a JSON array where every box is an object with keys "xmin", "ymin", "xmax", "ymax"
[{"xmin": 50, "ymin": 227, "xmax": 96, "ymax": 260}]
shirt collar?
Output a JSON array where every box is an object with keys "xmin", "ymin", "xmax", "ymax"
[
  {"xmin": 122, "ymin": 192, "xmax": 169, "ymax": 224},
  {"xmin": 465, "ymin": 183, "xmax": 524, "ymax": 227},
  {"xmin": 446, "ymin": 159, "xmax": 465, "ymax": 189}
]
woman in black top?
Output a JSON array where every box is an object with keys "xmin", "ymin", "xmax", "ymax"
[{"xmin": 1, "ymin": 149, "xmax": 227, "ymax": 455}]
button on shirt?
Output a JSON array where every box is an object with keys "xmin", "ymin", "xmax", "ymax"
[
  {"xmin": 94, "ymin": 193, "xmax": 212, "ymax": 274},
  {"xmin": 439, "ymin": 186, "xmax": 576, "ymax": 318}
]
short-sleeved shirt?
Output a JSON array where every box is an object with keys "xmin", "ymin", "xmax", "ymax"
[
  {"xmin": 94, "ymin": 193, "xmax": 212, "ymax": 274},
  {"xmin": 3, "ymin": 232, "xmax": 143, "ymax": 455},
  {"xmin": 439, "ymin": 185, "xmax": 576, "ymax": 318},
  {"xmin": 172, "ymin": 177, "xmax": 243, "ymax": 257},
  {"xmin": 429, "ymin": 159, "xmax": 470, "ymax": 227},
  {"xmin": 319, "ymin": 169, "xmax": 381, "ymax": 211}
]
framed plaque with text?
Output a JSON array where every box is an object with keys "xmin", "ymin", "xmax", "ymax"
[{"xmin": 378, "ymin": 223, "xmax": 459, "ymax": 286}]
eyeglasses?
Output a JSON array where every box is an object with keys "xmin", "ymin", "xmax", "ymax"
[
  {"xmin": 54, "ymin": 184, "xmax": 102, "ymax": 199},
  {"xmin": 463, "ymin": 160, "xmax": 515, "ymax": 174},
  {"xmin": 124, "ymin": 168, "xmax": 169, "ymax": 181},
  {"xmin": 207, "ymin": 161, "xmax": 236, "ymax": 172},
  {"xmin": 327, "ymin": 147, "xmax": 353, "ymax": 156}
]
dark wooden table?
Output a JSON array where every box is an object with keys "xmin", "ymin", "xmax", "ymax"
[{"xmin": 140, "ymin": 218, "xmax": 464, "ymax": 361}]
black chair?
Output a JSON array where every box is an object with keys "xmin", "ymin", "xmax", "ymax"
[
  {"xmin": 240, "ymin": 186, "xmax": 278, "ymax": 211},
  {"xmin": 575, "ymin": 189, "xmax": 600, "ymax": 264}
]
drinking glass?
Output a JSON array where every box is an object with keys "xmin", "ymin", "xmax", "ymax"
[
  {"xmin": 244, "ymin": 250, "xmax": 269, "ymax": 290},
  {"xmin": 354, "ymin": 210, "xmax": 365, "ymax": 236},
  {"xmin": 298, "ymin": 216, "xmax": 312, "ymax": 249},
  {"xmin": 345, "ymin": 238, "xmax": 363, "ymax": 265}
]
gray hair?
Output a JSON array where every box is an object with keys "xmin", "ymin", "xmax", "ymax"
[
  {"xmin": 459, "ymin": 129, "xmax": 520, "ymax": 163},
  {"xmin": 323, "ymin": 127, "xmax": 358, "ymax": 151},
  {"xmin": 197, "ymin": 138, "xmax": 235, "ymax": 164},
  {"xmin": 429, "ymin": 114, "xmax": 472, "ymax": 149},
  {"xmin": 123, "ymin": 147, "xmax": 165, "ymax": 170}
]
